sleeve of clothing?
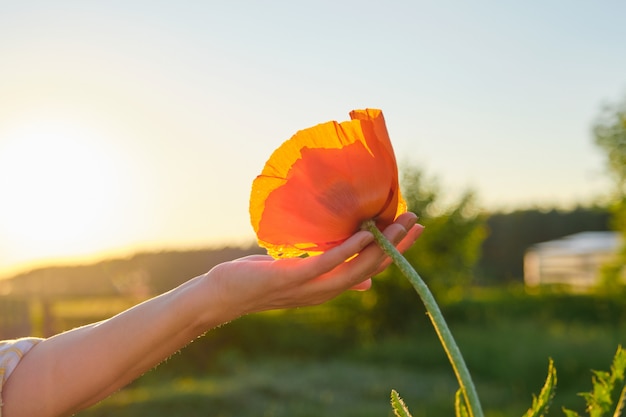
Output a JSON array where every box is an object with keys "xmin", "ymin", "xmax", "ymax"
[{"xmin": 0, "ymin": 337, "xmax": 43, "ymax": 417}]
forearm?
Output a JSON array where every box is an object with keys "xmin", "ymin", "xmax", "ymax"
[
  {"xmin": 2, "ymin": 215, "xmax": 420, "ymax": 417},
  {"xmin": 3, "ymin": 272, "xmax": 231, "ymax": 417}
]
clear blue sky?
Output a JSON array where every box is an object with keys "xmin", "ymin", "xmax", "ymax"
[{"xmin": 1, "ymin": 1, "xmax": 625, "ymax": 277}]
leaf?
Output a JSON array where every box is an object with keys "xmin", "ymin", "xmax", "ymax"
[
  {"xmin": 523, "ymin": 358, "xmax": 557, "ymax": 417},
  {"xmin": 455, "ymin": 388, "xmax": 470, "ymax": 417},
  {"xmin": 611, "ymin": 346, "xmax": 626, "ymax": 417},
  {"xmin": 390, "ymin": 389, "xmax": 413, "ymax": 417},
  {"xmin": 583, "ymin": 370, "xmax": 613, "ymax": 417},
  {"xmin": 580, "ymin": 346, "xmax": 626, "ymax": 417},
  {"xmin": 611, "ymin": 345, "xmax": 626, "ymax": 387},
  {"xmin": 562, "ymin": 409, "xmax": 582, "ymax": 417}
]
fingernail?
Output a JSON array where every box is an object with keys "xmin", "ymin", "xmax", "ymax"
[{"xmin": 407, "ymin": 215, "xmax": 417, "ymax": 229}]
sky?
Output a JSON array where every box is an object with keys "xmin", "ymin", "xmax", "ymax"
[{"xmin": 1, "ymin": 1, "xmax": 625, "ymax": 278}]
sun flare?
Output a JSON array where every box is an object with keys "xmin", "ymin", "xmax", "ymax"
[{"xmin": 0, "ymin": 119, "xmax": 125, "ymax": 265}]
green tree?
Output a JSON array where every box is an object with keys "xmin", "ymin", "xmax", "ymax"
[
  {"xmin": 399, "ymin": 166, "xmax": 486, "ymax": 294},
  {"xmin": 595, "ymin": 97, "xmax": 626, "ymax": 196},
  {"xmin": 593, "ymin": 96, "xmax": 626, "ymax": 287}
]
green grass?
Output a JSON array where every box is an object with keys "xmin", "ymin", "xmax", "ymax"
[
  {"xmin": 78, "ymin": 357, "xmax": 459, "ymax": 417},
  {"xmin": 75, "ymin": 312, "xmax": 626, "ymax": 417}
]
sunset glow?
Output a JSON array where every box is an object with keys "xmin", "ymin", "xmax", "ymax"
[{"xmin": 0, "ymin": 118, "xmax": 127, "ymax": 270}]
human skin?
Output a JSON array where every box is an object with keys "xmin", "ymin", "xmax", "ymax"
[{"xmin": 3, "ymin": 212, "xmax": 422, "ymax": 417}]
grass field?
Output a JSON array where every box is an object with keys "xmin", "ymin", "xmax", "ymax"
[{"xmin": 74, "ymin": 290, "xmax": 626, "ymax": 417}]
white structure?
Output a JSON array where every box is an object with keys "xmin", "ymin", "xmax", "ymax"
[{"xmin": 524, "ymin": 231, "xmax": 623, "ymax": 290}]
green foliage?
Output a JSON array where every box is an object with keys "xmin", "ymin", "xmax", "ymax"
[
  {"xmin": 563, "ymin": 408, "xmax": 581, "ymax": 417},
  {"xmin": 399, "ymin": 165, "xmax": 486, "ymax": 294},
  {"xmin": 441, "ymin": 287, "xmax": 626, "ymax": 327},
  {"xmin": 523, "ymin": 359, "xmax": 557, "ymax": 417},
  {"xmin": 390, "ymin": 389, "xmax": 413, "ymax": 417},
  {"xmin": 384, "ymin": 343, "xmax": 623, "ymax": 417},
  {"xmin": 71, "ymin": 291, "xmax": 626, "ymax": 417},
  {"xmin": 78, "ymin": 358, "xmax": 441, "ymax": 417},
  {"xmin": 593, "ymin": 96, "xmax": 626, "ymax": 285},
  {"xmin": 455, "ymin": 389, "xmax": 470, "ymax": 417},
  {"xmin": 597, "ymin": 196, "xmax": 626, "ymax": 290},
  {"xmin": 563, "ymin": 346, "xmax": 625, "ymax": 417},
  {"xmin": 594, "ymin": 97, "xmax": 626, "ymax": 195}
]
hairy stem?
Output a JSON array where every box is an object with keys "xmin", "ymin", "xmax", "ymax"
[{"xmin": 363, "ymin": 220, "xmax": 484, "ymax": 417}]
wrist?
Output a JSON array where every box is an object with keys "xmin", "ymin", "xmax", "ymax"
[{"xmin": 190, "ymin": 268, "xmax": 246, "ymax": 333}]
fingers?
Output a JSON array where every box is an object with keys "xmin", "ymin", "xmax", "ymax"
[
  {"xmin": 213, "ymin": 214, "xmax": 422, "ymax": 315},
  {"xmin": 394, "ymin": 212, "xmax": 418, "ymax": 231},
  {"xmin": 350, "ymin": 278, "xmax": 372, "ymax": 291},
  {"xmin": 310, "ymin": 220, "xmax": 410, "ymax": 293},
  {"xmin": 397, "ymin": 223, "xmax": 424, "ymax": 253},
  {"xmin": 348, "ymin": 220, "xmax": 412, "ymax": 277},
  {"xmin": 299, "ymin": 230, "xmax": 375, "ymax": 279},
  {"xmin": 245, "ymin": 213, "xmax": 420, "ymax": 300},
  {"xmin": 347, "ymin": 216, "xmax": 423, "ymax": 285},
  {"xmin": 305, "ymin": 213, "xmax": 421, "ymax": 288},
  {"xmin": 370, "ymin": 223, "xmax": 424, "ymax": 275}
]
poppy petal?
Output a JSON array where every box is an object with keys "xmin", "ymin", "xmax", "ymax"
[{"xmin": 250, "ymin": 109, "xmax": 406, "ymax": 258}]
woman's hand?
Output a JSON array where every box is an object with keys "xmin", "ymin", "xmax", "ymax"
[{"xmin": 206, "ymin": 212, "xmax": 423, "ymax": 317}]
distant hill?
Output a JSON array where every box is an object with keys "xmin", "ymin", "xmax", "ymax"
[
  {"xmin": 0, "ymin": 245, "xmax": 265, "ymax": 299},
  {"xmin": 1, "ymin": 205, "xmax": 614, "ymax": 299}
]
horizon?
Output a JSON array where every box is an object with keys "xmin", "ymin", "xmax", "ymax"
[
  {"xmin": 1, "ymin": 2, "xmax": 624, "ymax": 279},
  {"xmin": 0, "ymin": 202, "xmax": 611, "ymax": 281},
  {"xmin": 0, "ymin": 234, "xmax": 260, "ymax": 280}
]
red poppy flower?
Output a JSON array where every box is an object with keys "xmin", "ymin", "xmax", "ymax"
[{"xmin": 250, "ymin": 108, "xmax": 407, "ymax": 258}]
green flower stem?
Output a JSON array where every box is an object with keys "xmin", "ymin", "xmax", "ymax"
[{"xmin": 363, "ymin": 220, "xmax": 484, "ymax": 417}]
